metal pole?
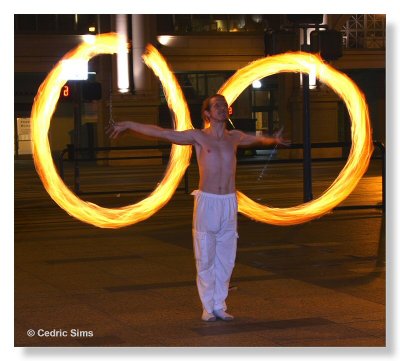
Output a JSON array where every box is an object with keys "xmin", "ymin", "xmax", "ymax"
[
  {"xmin": 58, "ymin": 149, "xmax": 66, "ymax": 180},
  {"xmin": 184, "ymin": 169, "xmax": 189, "ymax": 194},
  {"xmin": 73, "ymin": 82, "xmax": 82, "ymax": 194},
  {"xmin": 302, "ymin": 27, "xmax": 313, "ymax": 202},
  {"xmin": 381, "ymin": 143, "xmax": 385, "ymax": 214},
  {"xmin": 302, "ymin": 73, "xmax": 313, "ymax": 202}
]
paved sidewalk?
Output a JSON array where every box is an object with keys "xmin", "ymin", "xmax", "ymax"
[{"xmin": 14, "ymin": 160, "xmax": 385, "ymax": 346}]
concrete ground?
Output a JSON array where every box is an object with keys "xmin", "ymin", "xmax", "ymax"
[{"xmin": 14, "ymin": 158, "xmax": 385, "ymax": 347}]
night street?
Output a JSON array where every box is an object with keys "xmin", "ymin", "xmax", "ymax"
[{"xmin": 14, "ymin": 159, "xmax": 385, "ymax": 346}]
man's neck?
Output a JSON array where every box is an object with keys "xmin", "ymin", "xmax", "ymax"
[{"xmin": 208, "ymin": 121, "xmax": 226, "ymax": 139}]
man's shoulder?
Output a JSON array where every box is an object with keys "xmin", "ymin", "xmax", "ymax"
[
  {"xmin": 190, "ymin": 128, "xmax": 205, "ymax": 137},
  {"xmin": 228, "ymin": 129, "xmax": 244, "ymax": 138},
  {"xmin": 187, "ymin": 128, "xmax": 207, "ymax": 143}
]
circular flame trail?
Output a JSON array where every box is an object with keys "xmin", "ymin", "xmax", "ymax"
[
  {"xmin": 218, "ymin": 52, "xmax": 373, "ymax": 225},
  {"xmin": 31, "ymin": 33, "xmax": 192, "ymax": 228},
  {"xmin": 31, "ymin": 34, "xmax": 372, "ymax": 228}
]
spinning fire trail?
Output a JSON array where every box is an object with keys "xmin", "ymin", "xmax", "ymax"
[{"xmin": 30, "ymin": 33, "xmax": 373, "ymax": 228}]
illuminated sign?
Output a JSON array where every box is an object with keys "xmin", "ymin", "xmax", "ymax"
[
  {"xmin": 60, "ymin": 84, "xmax": 72, "ymax": 101},
  {"xmin": 62, "ymin": 85, "xmax": 70, "ymax": 97},
  {"xmin": 59, "ymin": 82, "xmax": 102, "ymax": 102}
]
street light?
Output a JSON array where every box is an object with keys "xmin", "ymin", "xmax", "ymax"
[{"xmin": 60, "ymin": 59, "xmax": 88, "ymax": 81}]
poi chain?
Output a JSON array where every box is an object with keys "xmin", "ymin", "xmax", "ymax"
[{"xmin": 30, "ymin": 33, "xmax": 373, "ymax": 228}]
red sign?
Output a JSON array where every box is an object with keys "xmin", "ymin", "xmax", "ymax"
[
  {"xmin": 60, "ymin": 85, "xmax": 72, "ymax": 101},
  {"xmin": 62, "ymin": 85, "xmax": 70, "ymax": 97}
]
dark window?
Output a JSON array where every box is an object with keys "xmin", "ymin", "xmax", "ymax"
[
  {"xmin": 16, "ymin": 15, "xmax": 37, "ymax": 32},
  {"xmin": 37, "ymin": 14, "xmax": 57, "ymax": 33},
  {"xmin": 58, "ymin": 14, "xmax": 76, "ymax": 33}
]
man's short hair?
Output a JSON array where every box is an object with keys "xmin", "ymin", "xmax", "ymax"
[{"xmin": 201, "ymin": 94, "xmax": 227, "ymax": 126}]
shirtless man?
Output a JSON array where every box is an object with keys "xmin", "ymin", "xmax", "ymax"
[{"xmin": 107, "ymin": 94, "xmax": 288, "ymax": 322}]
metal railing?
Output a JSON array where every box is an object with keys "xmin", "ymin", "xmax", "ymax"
[
  {"xmin": 237, "ymin": 141, "xmax": 385, "ymax": 212},
  {"xmin": 58, "ymin": 144, "xmax": 189, "ymax": 195},
  {"xmin": 58, "ymin": 141, "xmax": 384, "ymax": 212}
]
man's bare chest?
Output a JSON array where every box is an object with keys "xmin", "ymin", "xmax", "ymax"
[{"xmin": 197, "ymin": 138, "xmax": 236, "ymax": 162}]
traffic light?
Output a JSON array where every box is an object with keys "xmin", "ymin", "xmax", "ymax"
[
  {"xmin": 264, "ymin": 30, "xmax": 297, "ymax": 56},
  {"xmin": 60, "ymin": 84, "xmax": 73, "ymax": 102},
  {"xmin": 82, "ymin": 81, "xmax": 102, "ymax": 101},
  {"xmin": 310, "ymin": 30, "xmax": 343, "ymax": 60},
  {"xmin": 59, "ymin": 81, "xmax": 102, "ymax": 102}
]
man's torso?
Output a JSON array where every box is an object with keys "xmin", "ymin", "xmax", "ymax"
[{"xmin": 193, "ymin": 130, "xmax": 239, "ymax": 195}]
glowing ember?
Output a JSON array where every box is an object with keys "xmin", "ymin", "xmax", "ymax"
[
  {"xmin": 31, "ymin": 33, "xmax": 191, "ymax": 228},
  {"xmin": 218, "ymin": 52, "xmax": 373, "ymax": 225}
]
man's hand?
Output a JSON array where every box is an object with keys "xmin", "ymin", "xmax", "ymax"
[
  {"xmin": 273, "ymin": 128, "xmax": 291, "ymax": 147},
  {"xmin": 106, "ymin": 121, "xmax": 131, "ymax": 139},
  {"xmin": 236, "ymin": 127, "xmax": 291, "ymax": 148}
]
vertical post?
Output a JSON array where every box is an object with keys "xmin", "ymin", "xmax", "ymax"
[
  {"xmin": 14, "ymin": 117, "xmax": 19, "ymax": 158},
  {"xmin": 127, "ymin": 15, "xmax": 135, "ymax": 94},
  {"xmin": 302, "ymin": 73, "xmax": 313, "ymax": 202},
  {"xmin": 116, "ymin": 14, "xmax": 131, "ymax": 93},
  {"xmin": 378, "ymin": 142, "xmax": 385, "ymax": 267},
  {"xmin": 73, "ymin": 81, "xmax": 82, "ymax": 194},
  {"xmin": 268, "ymin": 90, "xmax": 275, "ymax": 135},
  {"xmin": 381, "ymin": 143, "xmax": 385, "ymax": 214},
  {"xmin": 184, "ymin": 168, "xmax": 189, "ymax": 194},
  {"xmin": 302, "ymin": 27, "xmax": 313, "ymax": 202},
  {"xmin": 58, "ymin": 151, "xmax": 65, "ymax": 180}
]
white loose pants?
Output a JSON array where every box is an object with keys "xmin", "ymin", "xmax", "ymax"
[{"xmin": 192, "ymin": 190, "xmax": 238, "ymax": 313}]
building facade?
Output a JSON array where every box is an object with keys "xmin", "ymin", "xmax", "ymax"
[{"xmin": 14, "ymin": 14, "xmax": 385, "ymax": 161}]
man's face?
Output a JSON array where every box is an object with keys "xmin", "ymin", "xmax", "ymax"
[{"xmin": 207, "ymin": 97, "xmax": 228, "ymax": 123}]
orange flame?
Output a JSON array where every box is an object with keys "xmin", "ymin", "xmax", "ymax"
[
  {"xmin": 31, "ymin": 34, "xmax": 372, "ymax": 228},
  {"xmin": 31, "ymin": 33, "xmax": 191, "ymax": 228},
  {"xmin": 219, "ymin": 52, "xmax": 373, "ymax": 225}
]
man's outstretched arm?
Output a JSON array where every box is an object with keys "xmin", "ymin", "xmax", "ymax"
[
  {"xmin": 107, "ymin": 121, "xmax": 197, "ymax": 145},
  {"xmin": 233, "ymin": 128, "xmax": 290, "ymax": 147}
]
